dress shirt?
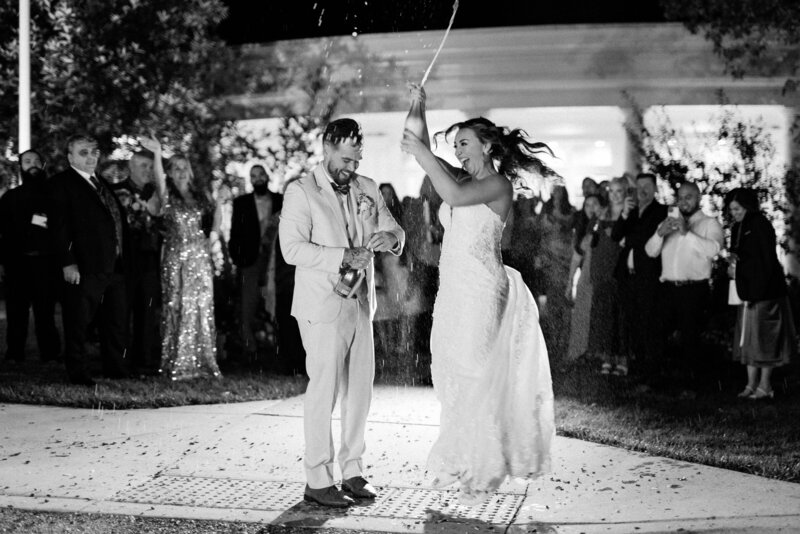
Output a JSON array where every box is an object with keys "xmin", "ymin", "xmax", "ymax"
[
  {"xmin": 645, "ymin": 210, "xmax": 724, "ymax": 281},
  {"xmin": 321, "ymin": 167, "xmax": 351, "ymax": 218},
  {"xmin": 71, "ymin": 166, "xmax": 99, "ymax": 189},
  {"xmin": 255, "ymin": 194, "xmax": 273, "ymax": 236},
  {"xmin": 322, "ymin": 167, "xmax": 356, "ymax": 243}
]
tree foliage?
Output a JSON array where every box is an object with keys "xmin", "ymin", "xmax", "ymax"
[
  {"xmin": 1, "ymin": 2, "xmax": 405, "ymax": 191},
  {"xmin": 624, "ymin": 91, "xmax": 787, "ymax": 239},
  {"xmin": 660, "ymin": 0, "xmax": 800, "ymax": 93},
  {"xmin": 659, "ymin": 1, "xmax": 800, "ymax": 259},
  {"xmin": 221, "ymin": 37, "xmax": 408, "ymax": 193},
  {"xmin": 0, "ymin": 0, "xmax": 240, "ymax": 175}
]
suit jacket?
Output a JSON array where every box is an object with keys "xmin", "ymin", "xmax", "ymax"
[
  {"xmin": 229, "ymin": 191, "xmax": 283, "ymax": 268},
  {"xmin": 279, "ymin": 165, "xmax": 405, "ymax": 323},
  {"xmin": 0, "ymin": 181, "xmax": 55, "ymax": 263},
  {"xmin": 611, "ymin": 200, "xmax": 667, "ymax": 282},
  {"xmin": 48, "ymin": 167, "xmax": 129, "ymax": 275},
  {"xmin": 732, "ymin": 212, "xmax": 787, "ymax": 302}
]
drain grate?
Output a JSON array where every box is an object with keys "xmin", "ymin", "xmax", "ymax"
[{"xmin": 114, "ymin": 476, "xmax": 523, "ymax": 524}]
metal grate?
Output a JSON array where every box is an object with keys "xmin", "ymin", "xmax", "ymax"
[{"xmin": 114, "ymin": 476, "xmax": 523, "ymax": 524}]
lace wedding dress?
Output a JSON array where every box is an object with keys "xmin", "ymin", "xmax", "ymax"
[{"xmin": 428, "ymin": 202, "xmax": 555, "ymax": 504}]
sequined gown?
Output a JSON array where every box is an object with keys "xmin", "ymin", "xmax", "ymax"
[
  {"xmin": 429, "ymin": 202, "xmax": 555, "ymax": 503},
  {"xmin": 160, "ymin": 194, "xmax": 221, "ymax": 380}
]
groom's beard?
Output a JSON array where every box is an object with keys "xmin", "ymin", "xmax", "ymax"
[
  {"xmin": 327, "ymin": 162, "xmax": 353, "ymax": 185},
  {"xmin": 252, "ymin": 183, "xmax": 269, "ymax": 195}
]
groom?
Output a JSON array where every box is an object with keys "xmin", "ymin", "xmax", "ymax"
[{"xmin": 279, "ymin": 118, "xmax": 405, "ymax": 507}]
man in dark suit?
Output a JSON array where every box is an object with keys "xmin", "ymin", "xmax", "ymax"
[
  {"xmin": 229, "ymin": 164, "xmax": 283, "ymax": 363},
  {"xmin": 0, "ymin": 149, "xmax": 61, "ymax": 363},
  {"xmin": 611, "ymin": 173, "xmax": 668, "ymax": 375},
  {"xmin": 49, "ymin": 134, "xmax": 130, "ymax": 386}
]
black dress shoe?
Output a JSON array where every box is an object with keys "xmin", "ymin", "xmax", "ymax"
[
  {"xmin": 69, "ymin": 374, "xmax": 96, "ymax": 387},
  {"xmin": 342, "ymin": 476, "xmax": 378, "ymax": 499},
  {"xmin": 303, "ymin": 484, "xmax": 354, "ymax": 508}
]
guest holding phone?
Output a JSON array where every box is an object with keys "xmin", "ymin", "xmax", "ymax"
[
  {"xmin": 646, "ymin": 182, "xmax": 724, "ymax": 387},
  {"xmin": 611, "ymin": 173, "xmax": 667, "ymax": 376}
]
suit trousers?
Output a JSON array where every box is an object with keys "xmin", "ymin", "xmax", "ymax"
[
  {"xmin": 297, "ymin": 298, "xmax": 374, "ymax": 489},
  {"xmin": 62, "ymin": 268, "xmax": 129, "ymax": 379},
  {"xmin": 619, "ymin": 273, "xmax": 663, "ymax": 370},
  {"xmin": 128, "ymin": 264, "xmax": 161, "ymax": 372},
  {"xmin": 661, "ymin": 281, "xmax": 710, "ymax": 377},
  {"xmin": 276, "ymin": 290, "xmax": 306, "ymax": 375},
  {"xmin": 3, "ymin": 256, "xmax": 61, "ymax": 360},
  {"xmin": 238, "ymin": 254, "xmax": 269, "ymax": 354}
]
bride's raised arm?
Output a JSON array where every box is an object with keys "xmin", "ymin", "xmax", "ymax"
[
  {"xmin": 404, "ymin": 83, "xmax": 431, "ymax": 150},
  {"xmin": 402, "ymin": 84, "xmax": 460, "ymax": 183},
  {"xmin": 405, "ymin": 83, "xmax": 461, "ymax": 177},
  {"xmin": 401, "ymin": 86, "xmax": 510, "ymax": 208}
]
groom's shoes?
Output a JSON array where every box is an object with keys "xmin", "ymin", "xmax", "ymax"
[
  {"xmin": 303, "ymin": 484, "xmax": 354, "ymax": 508},
  {"xmin": 342, "ymin": 476, "xmax": 378, "ymax": 500}
]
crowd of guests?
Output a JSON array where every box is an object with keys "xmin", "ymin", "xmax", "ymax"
[
  {"xmin": 551, "ymin": 174, "xmax": 797, "ymax": 397},
  {"xmin": 0, "ymin": 136, "xmax": 305, "ymax": 386},
  {"xmin": 0, "ymin": 139, "xmax": 797, "ymax": 396},
  {"xmin": 363, "ymin": 171, "xmax": 797, "ymax": 396}
]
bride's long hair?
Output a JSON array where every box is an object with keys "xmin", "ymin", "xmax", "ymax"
[{"xmin": 435, "ymin": 117, "xmax": 559, "ymax": 184}]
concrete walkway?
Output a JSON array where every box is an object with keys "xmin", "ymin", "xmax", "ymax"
[{"xmin": 1, "ymin": 386, "xmax": 799, "ymax": 533}]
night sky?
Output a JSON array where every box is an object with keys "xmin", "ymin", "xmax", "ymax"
[{"xmin": 218, "ymin": 0, "xmax": 668, "ymax": 44}]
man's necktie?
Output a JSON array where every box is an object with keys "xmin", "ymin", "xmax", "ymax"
[
  {"xmin": 89, "ymin": 175, "xmax": 124, "ymax": 258},
  {"xmin": 331, "ymin": 181, "xmax": 350, "ymax": 196}
]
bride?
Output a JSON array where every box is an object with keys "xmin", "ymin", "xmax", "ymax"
[{"xmin": 400, "ymin": 84, "xmax": 555, "ymax": 505}]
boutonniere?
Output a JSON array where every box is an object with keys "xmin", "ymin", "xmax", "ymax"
[{"xmin": 356, "ymin": 192, "xmax": 376, "ymax": 218}]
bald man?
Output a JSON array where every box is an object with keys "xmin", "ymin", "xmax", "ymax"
[{"xmin": 646, "ymin": 182, "xmax": 724, "ymax": 385}]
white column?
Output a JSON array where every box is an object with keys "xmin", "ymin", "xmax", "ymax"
[
  {"xmin": 621, "ymin": 106, "xmax": 641, "ymax": 175},
  {"xmin": 18, "ymin": 0, "xmax": 31, "ymax": 153}
]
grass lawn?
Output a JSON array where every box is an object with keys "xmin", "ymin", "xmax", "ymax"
[
  {"xmin": 552, "ymin": 359, "xmax": 800, "ymax": 483},
  {"xmin": 0, "ymin": 359, "xmax": 308, "ymax": 409}
]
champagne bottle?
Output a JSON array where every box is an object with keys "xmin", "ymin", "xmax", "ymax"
[
  {"xmin": 404, "ymin": 98, "xmax": 426, "ymax": 140},
  {"xmin": 334, "ymin": 268, "xmax": 366, "ymax": 298}
]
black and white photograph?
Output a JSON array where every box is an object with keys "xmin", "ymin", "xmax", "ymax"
[{"xmin": 0, "ymin": 1, "xmax": 799, "ymax": 532}]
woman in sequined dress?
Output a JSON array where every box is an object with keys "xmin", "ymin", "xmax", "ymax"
[
  {"xmin": 141, "ymin": 137, "xmax": 222, "ymax": 381},
  {"xmin": 400, "ymin": 84, "xmax": 555, "ymax": 505}
]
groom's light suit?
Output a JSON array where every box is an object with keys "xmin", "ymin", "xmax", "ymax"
[{"xmin": 279, "ymin": 164, "xmax": 405, "ymax": 489}]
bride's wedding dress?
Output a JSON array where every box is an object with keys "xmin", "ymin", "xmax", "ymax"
[{"xmin": 428, "ymin": 202, "xmax": 555, "ymax": 504}]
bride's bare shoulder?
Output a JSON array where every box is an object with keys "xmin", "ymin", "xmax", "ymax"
[{"xmin": 488, "ymin": 173, "xmax": 513, "ymax": 194}]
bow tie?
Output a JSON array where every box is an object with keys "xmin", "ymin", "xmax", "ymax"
[{"xmin": 331, "ymin": 181, "xmax": 350, "ymax": 196}]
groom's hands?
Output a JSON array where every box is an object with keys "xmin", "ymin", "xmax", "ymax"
[
  {"xmin": 343, "ymin": 247, "xmax": 374, "ymax": 270},
  {"xmin": 367, "ymin": 231, "xmax": 398, "ymax": 252}
]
